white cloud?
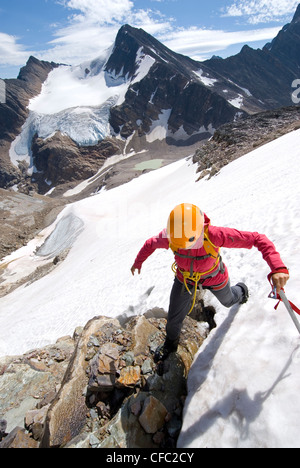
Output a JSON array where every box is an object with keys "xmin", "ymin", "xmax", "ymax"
[
  {"xmin": 0, "ymin": 0, "xmax": 174, "ymax": 70},
  {"xmin": 0, "ymin": 33, "xmax": 33, "ymax": 66},
  {"xmin": 58, "ymin": 0, "xmax": 173, "ymax": 30},
  {"xmin": 39, "ymin": 0, "xmax": 173, "ymax": 65},
  {"xmin": 59, "ymin": 0, "xmax": 134, "ymax": 25},
  {"xmin": 44, "ymin": 25, "xmax": 117, "ymax": 64},
  {"xmin": 223, "ymin": 0, "xmax": 299, "ymax": 24},
  {"xmin": 159, "ymin": 26, "xmax": 282, "ymax": 60}
]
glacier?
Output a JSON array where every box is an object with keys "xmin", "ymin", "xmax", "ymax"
[{"xmin": 9, "ymin": 47, "xmax": 156, "ymax": 170}]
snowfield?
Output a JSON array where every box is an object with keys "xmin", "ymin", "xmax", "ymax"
[{"xmin": 1, "ymin": 129, "xmax": 300, "ymax": 448}]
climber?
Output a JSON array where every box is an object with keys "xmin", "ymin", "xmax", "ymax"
[{"xmin": 131, "ymin": 203, "xmax": 289, "ymax": 361}]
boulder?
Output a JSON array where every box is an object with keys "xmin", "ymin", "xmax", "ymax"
[
  {"xmin": 138, "ymin": 396, "xmax": 168, "ymax": 434},
  {"xmin": 0, "ymin": 427, "xmax": 38, "ymax": 448},
  {"xmin": 41, "ymin": 316, "xmax": 120, "ymax": 448},
  {"xmin": 0, "ymin": 300, "xmax": 214, "ymax": 448}
]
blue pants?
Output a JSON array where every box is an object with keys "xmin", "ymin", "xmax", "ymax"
[{"xmin": 166, "ymin": 277, "xmax": 244, "ymax": 341}]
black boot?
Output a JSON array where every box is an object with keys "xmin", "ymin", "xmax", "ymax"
[
  {"xmin": 237, "ymin": 282, "xmax": 249, "ymax": 304},
  {"xmin": 154, "ymin": 337, "xmax": 179, "ymax": 363}
]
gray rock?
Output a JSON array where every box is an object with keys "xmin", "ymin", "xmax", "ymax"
[{"xmin": 0, "ymin": 305, "xmax": 210, "ymax": 448}]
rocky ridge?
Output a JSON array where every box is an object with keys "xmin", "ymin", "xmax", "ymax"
[
  {"xmin": 0, "ymin": 298, "xmax": 216, "ymax": 449},
  {"xmin": 0, "ymin": 188, "xmax": 65, "ymax": 262},
  {"xmin": 193, "ymin": 106, "xmax": 300, "ymax": 180},
  {"xmin": 204, "ymin": 4, "xmax": 300, "ymax": 111},
  {"xmin": 0, "ymin": 57, "xmax": 59, "ymax": 188}
]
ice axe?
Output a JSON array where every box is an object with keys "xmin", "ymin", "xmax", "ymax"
[
  {"xmin": 279, "ymin": 290, "xmax": 300, "ymax": 335},
  {"xmin": 269, "ymin": 287, "xmax": 300, "ymax": 335}
]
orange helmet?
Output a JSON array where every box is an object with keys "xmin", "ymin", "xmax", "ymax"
[{"xmin": 167, "ymin": 203, "xmax": 204, "ymax": 251}]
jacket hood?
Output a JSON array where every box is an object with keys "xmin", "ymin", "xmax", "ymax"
[{"xmin": 204, "ymin": 212, "xmax": 211, "ymax": 227}]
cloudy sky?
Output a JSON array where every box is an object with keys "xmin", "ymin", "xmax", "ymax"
[{"xmin": 0, "ymin": 0, "xmax": 299, "ymax": 78}]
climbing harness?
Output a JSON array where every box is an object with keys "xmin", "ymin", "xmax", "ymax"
[{"xmin": 171, "ymin": 227, "xmax": 223, "ymax": 315}]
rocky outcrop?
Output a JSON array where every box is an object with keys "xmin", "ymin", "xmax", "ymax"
[
  {"xmin": 0, "ymin": 335, "xmax": 76, "ymax": 448},
  {"xmin": 0, "ymin": 300, "xmax": 215, "ymax": 448},
  {"xmin": 0, "ymin": 188, "xmax": 65, "ymax": 261},
  {"xmin": 193, "ymin": 106, "xmax": 300, "ymax": 180},
  {"xmin": 30, "ymin": 133, "xmax": 122, "ymax": 194}
]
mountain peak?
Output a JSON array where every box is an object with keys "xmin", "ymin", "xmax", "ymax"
[
  {"xmin": 17, "ymin": 56, "xmax": 58, "ymax": 84},
  {"xmin": 292, "ymin": 3, "xmax": 300, "ymax": 23},
  {"xmin": 105, "ymin": 23, "xmax": 198, "ymax": 81},
  {"xmin": 262, "ymin": 3, "xmax": 300, "ymax": 70},
  {"xmin": 104, "ymin": 24, "xmax": 145, "ymax": 78}
]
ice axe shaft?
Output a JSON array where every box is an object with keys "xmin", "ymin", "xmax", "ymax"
[{"xmin": 279, "ymin": 290, "xmax": 300, "ymax": 335}]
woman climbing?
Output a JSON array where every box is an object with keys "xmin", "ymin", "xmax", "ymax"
[{"xmin": 131, "ymin": 203, "xmax": 289, "ymax": 361}]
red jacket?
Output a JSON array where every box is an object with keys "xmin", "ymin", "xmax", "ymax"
[{"xmin": 133, "ymin": 214, "xmax": 288, "ymax": 289}]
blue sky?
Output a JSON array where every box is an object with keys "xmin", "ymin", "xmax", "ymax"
[{"xmin": 0, "ymin": 0, "xmax": 299, "ymax": 78}]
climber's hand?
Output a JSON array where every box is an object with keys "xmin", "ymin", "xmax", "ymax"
[
  {"xmin": 271, "ymin": 272, "xmax": 290, "ymax": 291},
  {"xmin": 131, "ymin": 265, "xmax": 141, "ymax": 276}
]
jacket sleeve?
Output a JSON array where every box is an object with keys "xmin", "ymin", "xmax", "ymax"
[
  {"xmin": 133, "ymin": 230, "xmax": 169, "ymax": 270},
  {"xmin": 208, "ymin": 225, "xmax": 288, "ymax": 274}
]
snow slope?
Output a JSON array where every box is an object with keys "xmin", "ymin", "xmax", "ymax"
[{"xmin": 1, "ymin": 129, "xmax": 300, "ymax": 448}]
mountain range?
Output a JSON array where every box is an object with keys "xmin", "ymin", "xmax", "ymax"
[{"xmin": 0, "ymin": 4, "xmax": 299, "ymax": 195}]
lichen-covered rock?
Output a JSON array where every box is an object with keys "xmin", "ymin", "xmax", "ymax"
[{"xmin": 0, "ymin": 302, "xmax": 213, "ymax": 448}]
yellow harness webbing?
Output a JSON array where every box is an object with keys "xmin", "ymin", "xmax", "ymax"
[{"xmin": 171, "ymin": 230, "xmax": 221, "ymax": 315}]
